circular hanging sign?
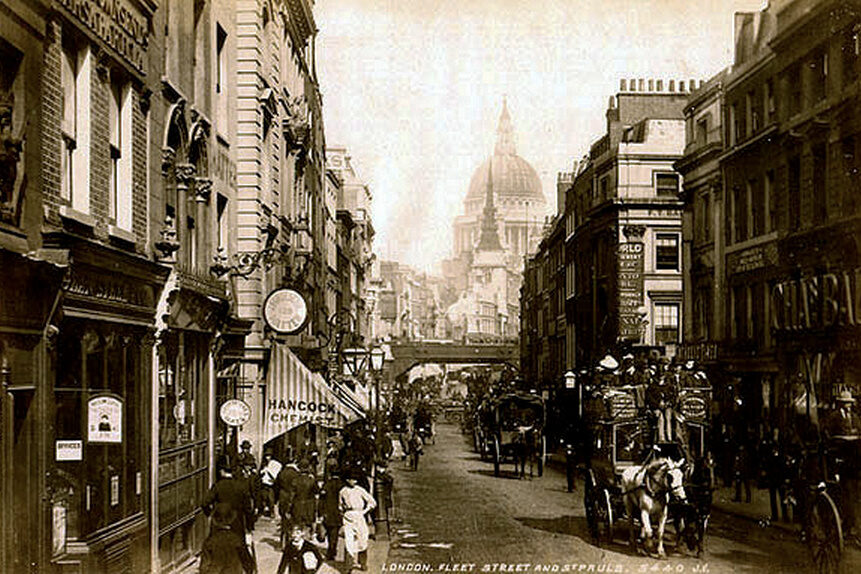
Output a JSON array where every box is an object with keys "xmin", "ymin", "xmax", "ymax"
[
  {"xmin": 263, "ymin": 288, "xmax": 308, "ymax": 334},
  {"xmin": 220, "ymin": 399, "xmax": 251, "ymax": 427}
]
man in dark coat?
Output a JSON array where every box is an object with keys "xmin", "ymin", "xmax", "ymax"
[
  {"xmin": 291, "ymin": 458, "xmax": 319, "ymax": 530},
  {"xmin": 275, "ymin": 456, "xmax": 302, "ymax": 544},
  {"xmin": 199, "ymin": 503, "xmax": 256, "ymax": 574},
  {"xmin": 319, "ymin": 472, "xmax": 343, "ymax": 560},
  {"xmin": 203, "ymin": 467, "xmax": 255, "ymax": 536}
]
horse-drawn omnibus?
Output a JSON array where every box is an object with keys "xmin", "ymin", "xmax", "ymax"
[
  {"xmin": 486, "ymin": 392, "xmax": 546, "ymax": 478},
  {"xmin": 581, "ymin": 359, "xmax": 713, "ymax": 558}
]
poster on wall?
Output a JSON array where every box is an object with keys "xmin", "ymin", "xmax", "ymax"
[
  {"xmin": 52, "ymin": 504, "xmax": 66, "ymax": 556},
  {"xmin": 87, "ymin": 394, "xmax": 123, "ymax": 444}
]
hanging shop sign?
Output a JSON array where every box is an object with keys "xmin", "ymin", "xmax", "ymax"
[
  {"xmin": 264, "ymin": 288, "xmax": 309, "ymax": 334},
  {"xmin": 87, "ymin": 394, "xmax": 123, "ymax": 444},
  {"xmin": 220, "ymin": 399, "xmax": 251, "ymax": 427}
]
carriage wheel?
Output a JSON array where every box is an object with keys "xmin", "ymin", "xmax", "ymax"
[
  {"xmin": 493, "ymin": 437, "xmax": 501, "ymax": 477},
  {"xmin": 807, "ymin": 491, "xmax": 843, "ymax": 574},
  {"xmin": 593, "ymin": 488, "xmax": 614, "ymax": 546},
  {"xmin": 537, "ymin": 435, "xmax": 546, "ymax": 477},
  {"xmin": 584, "ymin": 484, "xmax": 599, "ymax": 541}
]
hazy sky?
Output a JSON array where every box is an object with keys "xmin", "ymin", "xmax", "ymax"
[{"xmin": 316, "ymin": 0, "xmax": 764, "ymax": 272}]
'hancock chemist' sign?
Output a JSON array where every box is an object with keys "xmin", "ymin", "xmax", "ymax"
[{"xmin": 87, "ymin": 394, "xmax": 123, "ymax": 444}]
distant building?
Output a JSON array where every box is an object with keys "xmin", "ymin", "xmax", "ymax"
[{"xmin": 444, "ymin": 100, "xmax": 548, "ymax": 340}]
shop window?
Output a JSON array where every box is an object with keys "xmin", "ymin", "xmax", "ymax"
[
  {"xmin": 653, "ymin": 303, "xmax": 679, "ymax": 344},
  {"xmin": 655, "ymin": 173, "xmax": 680, "ymax": 197},
  {"xmin": 54, "ymin": 321, "xmax": 144, "ymax": 539},
  {"xmin": 732, "ymin": 285, "xmax": 748, "ymax": 341}
]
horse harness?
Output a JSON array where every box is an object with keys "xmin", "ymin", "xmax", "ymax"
[{"xmin": 624, "ymin": 464, "xmax": 670, "ymax": 502}]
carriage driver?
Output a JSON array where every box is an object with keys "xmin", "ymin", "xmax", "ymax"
[
  {"xmin": 646, "ymin": 357, "xmax": 678, "ymax": 442},
  {"xmin": 823, "ymin": 390, "xmax": 861, "ymax": 543}
]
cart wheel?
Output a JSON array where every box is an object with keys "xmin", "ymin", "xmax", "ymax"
[
  {"xmin": 807, "ymin": 490, "xmax": 843, "ymax": 574},
  {"xmin": 584, "ymin": 484, "xmax": 598, "ymax": 541},
  {"xmin": 537, "ymin": 436, "xmax": 546, "ymax": 477},
  {"xmin": 594, "ymin": 487, "xmax": 613, "ymax": 546},
  {"xmin": 493, "ymin": 437, "xmax": 501, "ymax": 477}
]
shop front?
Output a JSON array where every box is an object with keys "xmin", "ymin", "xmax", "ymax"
[
  {"xmin": 0, "ymin": 249, "xmax": 66, "ymax": 573},
  {"xmin": 261, "ymin": 344, "xmax": 362, "ymax": 467},
  {"xmin": 47, "ymin": 240, "xmax": 168, "ymax": 574},
  {"xmin": 153, "ymin": 269, "xmax": 229, "ymax": 573}
]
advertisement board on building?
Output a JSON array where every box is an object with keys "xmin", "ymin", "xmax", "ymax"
[
  {"xmin": 87, "ymin": 394, "xmax": 123, "ymax": 444},
  {"xmin": 617, "ymin": 241, "xmax": 645, "ymax": 339}
]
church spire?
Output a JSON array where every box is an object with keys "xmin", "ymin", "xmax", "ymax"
[
  {"xmin": 476, "ymin": 158, "xmax": 503, "ymax": 252},
  {"xmin": 494, "ymin": 97, "xmax": 516, "ymax": 156}
]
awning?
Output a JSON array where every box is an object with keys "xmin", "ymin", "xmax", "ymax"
[{"xmin": 263, "ymin": 344, "xmax": 362, "ymax": 443}]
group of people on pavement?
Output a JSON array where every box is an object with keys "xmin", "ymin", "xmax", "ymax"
[{"xmin": 198, "ymin": 424, "xmax": 400, "ymax": 574}]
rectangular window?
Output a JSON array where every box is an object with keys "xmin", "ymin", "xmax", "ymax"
[
  {"xmin": 61, "ymin": 37, "xmax": 78, "ymax": 205},
  {"xmin": 843, "ymin": 25, "xmax": 860, "ymax": 87},
  {"xmin": 765, "ymin": 170, "xmax": 776, "ymax": 232},
  {"xmin": 216, "ymin": 24, "xmax": 227, "ymax": 129},
  {"xmin": 810, "ymin": 47, "xmax": 828, "ymax": 103},
  {"xmin": 655, "ymin": 173, "xmax": 680, "ymax": 197},
  {"xmin": 764, "ymin": 79, "xmax": 775, "ymax": 123},
  {"xmin": 654, "ymin": 302, "xmax": 679, "ymax": 344},
  {"xmin": 729, "ymin": 103, "xmax": 739, "ymax": 146},
  {"xmin": 751, "ymin": 178, "xmax": 765, "ymax": 237},
  {"xmin": 696, "ymin": 118, "xmax": 708, "ymax": 145},
  {"xmin": 655, "ymin": 233, "xmax": 679, "ymax": 270},
  {"xmin": 745, "ymin": 91, "xmax": 755, "ymax": 136},
  {"xmin": 55, "ymin": 321, "xmax": 144, "ymax": 538},
  {"xmin": 788, "ymin": 156, "xmax": 801, "ymax": 228},
  {"xmin": 813, "ymin": 143, "xmax": 827, "ymax": 224},
  {"xmin": 734, "ymin": 185, "xmax": 747, "ymax": 242},
  {"xmin": 108, "ymin": 75, "xmax": 121, "ymax": 222},
  {"xmin": 788, "ymin": 64, "xmax": 802, "ymax": 116},
  {"xmin": 217, "ymin": 193, "xmax": 228, "ymax": 250},
  {"xmin": 732, "ymin": 285, "xmax": 747, "ymax": 340},
  {"xmin": 703, "ymin": 191, "xmax": 711, "ymax": 240},
  {"xmin": 752, "ymin": 283, "xmax": 766, "ymax": 347}
]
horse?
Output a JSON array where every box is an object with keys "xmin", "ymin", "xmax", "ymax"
[
  {"xmin": 512, "ymin": 426, "xmax": 537, "ymax": 479},
  {"xmin": 621, "ymin": 458, "xmax": 687, "ymax": 558}
]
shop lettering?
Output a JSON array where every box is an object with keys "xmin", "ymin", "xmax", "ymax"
[
  {"xmin": 772, "ymin": 269, "xmax": 861, "ymax": 332},
  {"xmin": 59, "ymin": 0, "xmax": 148, "ymax": 73},
  {"xmin": 268, "ymin": 412, "xmax": 335, "ymax": 425},
  {"xmin": 267, "ymin": 399, "xmax": 333, "ymax": 413}
]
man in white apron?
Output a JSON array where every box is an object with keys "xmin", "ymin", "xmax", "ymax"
[{"xmin": 338, "ymin": 472, "xmax": 376, "ymax": 571}]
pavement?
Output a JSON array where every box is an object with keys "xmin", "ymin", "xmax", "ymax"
[
  {"xmin": 179, "ymin": 509, "xmax": 390, "ymax": 573},
  {"xmin": 249, "ymin": 512, "xmax": 390, "ymax": 573}
]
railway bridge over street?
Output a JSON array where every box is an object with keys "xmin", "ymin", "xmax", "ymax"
[{"xmin": 384, "ymin": 340, "xmax": 519, "ymax": 380}]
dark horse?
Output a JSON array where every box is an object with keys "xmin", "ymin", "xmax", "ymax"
[{"xmin": 512, "ymin": 426, "xmax": 538, "ymax": 479}]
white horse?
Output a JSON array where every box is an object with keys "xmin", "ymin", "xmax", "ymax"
[{"xmin": 621, "ymin": 458, "xmax": 687, "ymax": 558}]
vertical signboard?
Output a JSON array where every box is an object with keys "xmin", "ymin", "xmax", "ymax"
[{"xmin": 617, "ymin": 241, "xmax": 645, "ymax": 339}]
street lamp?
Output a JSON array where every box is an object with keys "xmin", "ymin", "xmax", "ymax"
[
  {"xmin": 369, "ymin": 346, "xmax": 386, "ymax": 440},
  {"xmin": 341, "ymin": 347, "xmax": 369, "ymax": 378},
  {"xmin": 564, "ymin": 370, "xmax": 580, "ymax": 418}
]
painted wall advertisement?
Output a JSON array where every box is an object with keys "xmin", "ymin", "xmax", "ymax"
[
  {"xmin": 617, "ymin": 241, "xmax": 645, "ymax": 339},
  {"xmin": 87, "ymin": 394, "xmax": 123, "ymax": 444}
]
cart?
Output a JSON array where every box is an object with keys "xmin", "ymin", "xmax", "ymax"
[
  {"xmin": 487, "ymin": 393, "xmax": 546, "ymax": 477},
  {"xmin": 582, "ymin": 374, "xmax": 713, "ymax": 555},
  {"xmin": 778, "ymin": 380, "xmax": 856, "ymax": 574}
]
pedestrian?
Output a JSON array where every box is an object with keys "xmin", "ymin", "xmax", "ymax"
[
  {"xmin": 564, "ymin": 437, "xmax": 577, "ymax": 492},
  {"xmin": 763, "ymin": 427, "xmax": 787, "ymax": 522},
  {"xmin": 292, "ymin": 458, "xmax": 319, "ymax": 531},
  {"xmin": 259, "ymin": 452, "xmax": 282, "ymax": 518},
  {"xmin": 732, "ymin": 443, "xmax": 752, "ymax": 503},
  {"xmin": 203, "ymin": 467, "xmax": 255, "ymax": 538},
  {"xmin": 199, "ymin": 503, "xmax": 256, "ymax": 574},
  {"xmin": 276, "ymin": 524, "xmax": 325, "ymax": 574},
  {"xmin": 237, "ymin": 440, "xmax": 257, "ymax": 476},
  {"xmin": 319, "ymin": 472, "xmax": 343, "ymax": 560},
  {"xmin": 276, "ymin": 455, "xmax": 302, "ymax": 546},
  {"xmin": 339, "ymin": 471, "xmax": 376, "ymax": 571},
  {"xmin": 407, "ymin": 431, "xmax": 423, "ymax": 471}
]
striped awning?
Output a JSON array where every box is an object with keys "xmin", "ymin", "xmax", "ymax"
[{"xmin": 263, "ymin": 344, "xmax": 363, "ymax": 443}]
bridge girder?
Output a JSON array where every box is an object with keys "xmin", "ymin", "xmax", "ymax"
[{"xmin": 385, "ymin": 342, "xmax": 520, "ymax": 380}]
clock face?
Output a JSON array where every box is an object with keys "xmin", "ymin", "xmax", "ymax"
[
  {"xmin": 219, "ymin": 399, "xmax": 251, "ymax": 427},
  {"xmin": 264, "ymin": 288, "xmax": 308, "ymax": 334}
]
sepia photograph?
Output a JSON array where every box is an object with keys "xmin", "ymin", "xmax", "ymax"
[{"xmin": 0, "ymin": 0, "xmax": 860, "ymax": 573}]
